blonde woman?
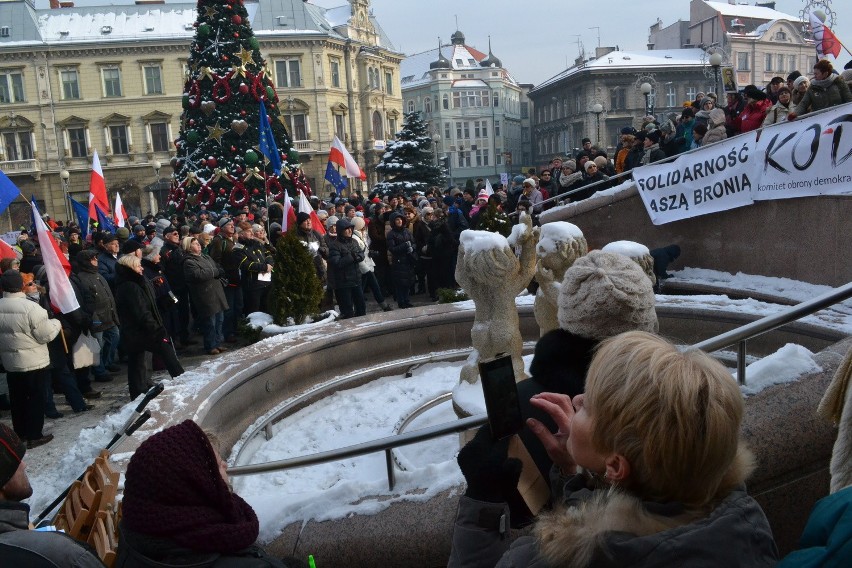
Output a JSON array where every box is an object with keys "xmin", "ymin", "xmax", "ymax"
[{"xmin": 450, "ymin": 331, "xmax": 778, "ymax": 567}]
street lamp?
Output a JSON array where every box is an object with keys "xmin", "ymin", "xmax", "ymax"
[
  {"xmin": 151, "ymin": 160, "xmax": 162, "ymax": 215},
  {"xmin": 60, "ymin": 169, "xmax": 71, "ymax": 223},
  {"xmin": 640, "ymin": 82, "xmax": 653, "ymax": 117},
  {"xmin": 431, "ymin": 132, "xmax": 441, "ymax": 166},
  {"xmin": 709, "ymin": 51, "xmax": 723, "ymax": 97},
  {"xmin": 590, "ymin": 103, "xmax": 603, "ymax": 147}
]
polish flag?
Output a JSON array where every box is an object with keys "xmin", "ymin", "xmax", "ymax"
[
  {"xmin": 281, "ymin": 193, "xmax": 296, "ymax": 232},
  {"xmin": 30, "ymin": 201, "xmax": 79, "ymax": 313},
  {"xmin": 114, "ymin": 192, "xmax": 128, "ymax": 228},
  {"xmin": 329, "ymin": 136, "xmax": 367, "ymax": 181},
  {"xmin": 88, "ymin": 151, "xmax": 110, "ymax": 223},
  {"xmin": 298, "ymin": 190, "xmax": 325, "ymax": 235},
  {"xmin": 811, "ymin": 13, "xmax": 842, "ymax": 58},
  {"xmin": 0, "ymin": 239, "xmax": 17, "ymax": 260}
]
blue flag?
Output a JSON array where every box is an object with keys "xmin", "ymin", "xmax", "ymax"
[
  {"xmin": 94, "ymin": 204, "xmax": 116, "ymax": 234},
  {"xmin": 324, "ymin": 161, "xmax": 347, "ymax": 194},
  {"xmin": 0, "ymin": 170, "xmax": 21, "ymax": 216},
  {"xmin": 258, "ymin": 101, "xmax": 282, "ymax": 176},
  {"xmin": 67, "ymin": 195, "xmax": 90, "ymax": 238}
]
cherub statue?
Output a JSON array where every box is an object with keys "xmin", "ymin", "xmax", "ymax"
[
  {"xmin": 455, "ymin": 213, "xmax": 538, "ymax": 384},
  {"xmin": 534, "ymin": 222, "xmax": 588, "ymax": 336}
]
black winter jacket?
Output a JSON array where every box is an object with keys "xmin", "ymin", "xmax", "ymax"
[
  {"xmin": 183, "ymin": 253, "xmax": 229, "ymax": 319},
  {"xmin": 71, "ymin": 263, "xmax": 119, "ymax": 331},
  {"xmin": 114, "ymin": 264, "xmax": 165, "ymax": 353},
  {"xmin": 327, "ymin": 235, "xmax": 364, "ymax": 289}
]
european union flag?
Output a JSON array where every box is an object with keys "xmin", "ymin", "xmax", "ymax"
[
  {"xmin": 258, "ymin": 101, "xmax": 282, "ymax": 175},
  {"xmin": 94, "ymin": 204, "xmax": 116, "ymax": 234},
  {"xmin": 0, "ymin": 170, "xmax": 21, "ymax": 216},
  {"xmin": 324, "ymin": 161, "xmax": 347, "ymax": 194},
  {"xmin": 67, "ymin": 195, "xmax": 90, "ymax": 238}
]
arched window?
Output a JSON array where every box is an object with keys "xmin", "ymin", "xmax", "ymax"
[
  {"xmin": 372, "ymin": 110, "xmax": 384, "ymax": 139},
  {"xmin": 407, "ymin": 100, "xmax": 415, "ymax": 113},
  {"xmin": 424, "ymin": 97, "xmax": 432, "ymax": 113}
]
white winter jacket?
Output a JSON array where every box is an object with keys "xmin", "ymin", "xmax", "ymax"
[{"xmin": 0, "ymin": 292, "xmax": 61, "ymax": 372}]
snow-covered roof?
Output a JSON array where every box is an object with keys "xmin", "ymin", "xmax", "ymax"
[
  {"xmin": 0, "ymin": 0, "xmax": 396, "ymax": 51},
  {"xmin": 452, "ymin": 79, "xmax": 488, "ymax": 88},
  {"xmin": 705, "ymin": 1, "xmax": 798, "ymax": 22},
  {"xmin": 400, "ymin": 42, "xmax": 517, "ymax": 89},
  {"xmin": 533, "ymin": 48, "xmax": 706, "ymax": 93}
]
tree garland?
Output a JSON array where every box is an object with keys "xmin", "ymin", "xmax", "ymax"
[
  {"xmin": 267, "ymin": 176, "xmax": 284, "ymax": 201},
  {"xmin": 212, "ymin": 74, "xmax": 232, "ymax": 103},
  {"xmin": 197, "ymin": 183, "xmax": 217, "ymax": 209},
  {"xmin": 188, "ymin": 81, "xmax": 201, "ymax": 108},
  {"xmin": 229, "ymin": 181, "xmax": 250, "ymax": 208}
]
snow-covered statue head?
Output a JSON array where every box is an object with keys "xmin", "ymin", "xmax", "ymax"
[
  {"xmin": 534, "ymin": 222, "xmax": 588, "ymax": 336},
  {"xmin": 456, "ymin": 231, "xmax": 519, "ymax": 284},
  {"xmin": 602, "ymin": 240, "xmax": 656, "ymax": 286},
  {"xmin": 558, "ymin": 251, "xmax": 658, "ymax": 341}
]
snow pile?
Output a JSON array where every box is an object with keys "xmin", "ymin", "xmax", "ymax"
[
  {"xmin": 246, "ymin": 310, "xmax": 338, "ymax": 336},
  {"xmin": 459, "ymin": 229, "xmax": 508, "ymax": 253},
  {"xmin": 537, "ymin": 222, "xmax": 584, "ymax": 254},
  {"xmin": 737, "ymin": 343, "xmax": 823, "ymax": 396},
  {"xmin": 507, "ymin": 218, "xmax": 532, "ymax": 247}
]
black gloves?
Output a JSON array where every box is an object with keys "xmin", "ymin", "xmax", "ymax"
[{"xmin": 457, "ymin": 425, "xmax": 522, "ymax": 503}]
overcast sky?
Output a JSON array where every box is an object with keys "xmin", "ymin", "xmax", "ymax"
[{"xmin": 36, "ymin": 0, "xmax": 852, "ymax": 85}]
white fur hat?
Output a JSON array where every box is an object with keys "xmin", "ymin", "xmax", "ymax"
[{"xmin": 557, "ymin": 251, "xmax": 658, "ymax": 340}]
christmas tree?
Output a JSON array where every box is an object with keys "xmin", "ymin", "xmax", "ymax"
[
  {"xmin": 374, "ymin": 111, "xmax": 444, "ymax": 196},
  {"xmin": 269, "ymin": 228, "xmax": 324, "ymax": 325},
  {"xmin": 476, "ymin": 201, "xmax": 512, "ymax": 237},
  {"xmin": 169, "ymin": 0, "xmax": 304, "ymax": 213}
]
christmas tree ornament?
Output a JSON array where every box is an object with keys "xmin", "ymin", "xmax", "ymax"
[
  {"xmin": 237, "ymin": 46, "xmax": 254, "ymax": 67},
  {"xmin": 207, "ymin": 157, "xmax": 217, "ymax": 168},
  {"xmin": 250, "ymin": 37, "xmax": 260, "ymax": 50},
  {"xmin": 231, "ymin": 14, "xmax": 241, "ymax": 25},
  {"xmin": 204, "ymin": 5, "xmax": 217, "ymax": 18},
  {"xmin": 198, "ymin": 23, "xmax": 211, "ymax": 38},
  {"xmin": 199, "ymin": 67, "xmax": 216, "ymax": 81},
  {"xmin": 186, "ymin": 130, "xmax": 201, "ymax": 144},
  {"xmin": 211, "ymin": 76, "xmax": 232, "ymax": 103},
  {"xmin": 239, "ymin": 83, "xmax": 249, "ymax": 94},
  {"xmin": 230, "ymin": 120, "xmax": 249, "ymax": 136},
  {"xmin": 244, "ymin": 149, "xmax": 259, "ymax": 166},
  {"xmin": 206, "ymin": 121, "xmax": 228, "ymax": 144},
  {"xmin": 200, "ymin": 101, "xmax": 216, "ymax": 116}
]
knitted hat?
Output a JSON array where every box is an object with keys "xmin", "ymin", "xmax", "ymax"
[
  {"xmin": 513, "ymin": 175, "xmax": 525, "ymax": 184},
  {"xmin": 352, "ymin": 216, "xmax": 366, "ymax": 231},
  {"xmin": 708, "ymin": 108, "xmax": 726, "ymax": 127},
  {"xmin": 116, "ymin": 227, "xmax": 131, "ymax": 240},
  {"xmin": 522, "ymin": 178, "xmax": 536, "ymax": 187},
  {"xmin": 1, "ymin": 269, "xmax": 24, "ymax": 293},
  {"xmin": 325, "ymin": 215, "xmax": 339, "ymax": 229},
  {"xmin": 476, "ymin": 189, "xmax": 489, "ymax": 201},
  {"xmin": 583, "ymin": 161, "xmax": 597, "ymax": 172},
  {"xmin": 793, "ymin": 76, "xmax": 809, "ymax": 88},
  {"xmin": 122, "ymin": 420, "xmax": 259, "ymax": 553},
  {"xmin": 564, "ymin": 160, "xmax": 577, "ymax": 171},
  {"xmin": 699, "ymin": 97, "xmax": 714, "ymax": 108},
  {"xmin": 557, "ymin": 251, "xmax": 658, "ymax": 340},
  {"xmin": 0, "ymin": 423, "xmax": 25, "ymax": 488},
  {"xmin": 296, "ymin": 212, "xmax": 311, "ymax": 226},
  {"xmin": 316, "ymin": 210, "xmax": 329, "ymax": 220},
  {"xmin": 132, "ymin": 224, "xmax": 145, "ymax": 234}
]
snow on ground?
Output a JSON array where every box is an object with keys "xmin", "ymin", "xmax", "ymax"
[{"xmin": 736, "ymin": 344, "xmax": 823, "ymax": 396}]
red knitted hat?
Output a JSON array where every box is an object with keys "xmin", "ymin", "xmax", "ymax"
[{"xmin": 121, "ymin": 420, "xmax": 259, "ymax": 553}]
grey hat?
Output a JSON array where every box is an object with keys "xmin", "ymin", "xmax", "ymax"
[
  {"xmin": 142, "ymin": 244, "xmax": 162, "ymax": 261},
  {"xmin": 557, "ymin": 251, "xmax": 658, "ymax": 340},
  {"xmin": 217, "ymin": 216, "xmax": 232, "ymax": 228}
]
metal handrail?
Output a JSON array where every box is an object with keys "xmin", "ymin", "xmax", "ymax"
[
  {"xmin": 229, "ymin": 281, "xmax": 852, "ymax": 478},
  {"xmin": 690, "ymin": 280, "xmax": 852, "ymax": 384}
]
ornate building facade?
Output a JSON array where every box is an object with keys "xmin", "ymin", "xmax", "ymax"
[
  {"xmin": 400, "ymin": 31, "xmax": 525, "ymax": 187},
  {"xmin": 0, "ymin": 0, "xmax": 401, "ymax": 225}
]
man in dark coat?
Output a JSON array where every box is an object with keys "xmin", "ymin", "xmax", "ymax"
[
  {"xmin": 0, "ymin": 424, "xmax": 104, "ymax": 566},
  {"xmin": 386, "ymin": 212, "xmax": 417, "ymax": 309},
  {"xmin": 232, "ymin": 222, "xmax": 272, "ymax": 316},
  {"xmin": 326, "ymin": 218, "xmax": 365, "ymax": 318}
]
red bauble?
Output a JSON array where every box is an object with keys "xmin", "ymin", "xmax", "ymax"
[
  {"xmin": 207, "ymin": 157, "xmax": 217, "ymax": 167},
  {"xmin": 219, "ymin": 189, "xmax": 226, "ymax": 195},
  {"xmin": 252, "ymin": 189, "xmax": 259, "ymax": 195},
  {"xmin": 231, "ymin": 15, "xmax": 241, "ymax": 25},
  {"xmin": 230, "ymin": 146, "xmax": 237, "ymax": 152},
  {"xmin": 234, "ymin": 33, "xmax": 239, "ymax": 38},
  {"xmin": 240, "ymin": 110, "xmax": 246, "ymax": 117},
  {"xmin": 239, "ymin": 83, "xmax": 249, "ymax": 94},
  {"xmin": 222, "ymin": 56, "xmax": 229, "ymax": 62},
  {"xmin": 200, "ymin": 158, "xmax": 207, "ymax": 166}
]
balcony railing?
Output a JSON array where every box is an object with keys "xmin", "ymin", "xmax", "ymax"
[
  {"xmin": 292, "ymin": 139, "xmax": 315, "ymax": 152},
  {"xmin": 0, "ymin": 159, "xmax": 40, "ymax": 175}
]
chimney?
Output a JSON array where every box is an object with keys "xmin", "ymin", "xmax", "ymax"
[
  {"xmin": 49, "ymin": 0, "xmax": 60, "ymax": 8},
  {"xmin": 59, "ymin": 2, "xmax": 75, "ymax": 7}
]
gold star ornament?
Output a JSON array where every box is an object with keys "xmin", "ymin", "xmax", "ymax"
[
  {"xmin": 206, "ymin": 121, "xmax": 228, "ymax": 144},
  {"xmin": 237, "ymin": 46, "xmax": 255, "ymax": 67}
]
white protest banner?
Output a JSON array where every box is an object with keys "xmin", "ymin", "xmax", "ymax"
[
  {"xmin": 753, "ymin": 103, "xmax": 852, "ymax": 200},
  {"xmin": 633, "ymin": 131, "xmax": 759, "ymax": 225}
]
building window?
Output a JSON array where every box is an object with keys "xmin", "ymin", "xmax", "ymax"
[
  {"xmin": 521, "ymin": 101, "xmax": 529, "ymax": 119},
  {"xmin": 494, "ymin": 119, "xmax": 501, "ymax": 137},
  {"xmin": 283, "ymin": 113, "xmax": 307, "ymax": 141},
  {"xmin": 330, "ymin": 58, "xmax": 340, "ymax": 88},
  {"xmin": 102, "ymin": 68, "xmax": 122, "ymax": 97},
  {"xmin": 442, "ymin": 94, "xmax": 449, "ymax": 109},
  {"xmin": 686, "ymin": 87, "xmax": 697, "ymax": 102},
  {"xmin": 384, "ymin": 71, "xmax": 393, "ymax": 94},
  {"xmin": 452, "ymin": 90, "xmax": 489, "ymax": 108},
  {"xmin": 444, "ymin": 122, "xmax": 451, "ymax": 141},
  {"xmin": 275, "ymin": 59, "xmax": 302, "ymax": 88},
  {"xmin": 334, "ymin": 114, "xmax": 345, "ymax": 139},
  {"xmin": 60, "ymin": 69, "xmax": 80, "ymax": 100},
  {"xmin": 495, "ymin": 147, "xmax": 503, "ymax": 165},
  {"xmin": 457, "ymin": 151, "xmax": 470, "ymax": 168},
  {"xmin": 67, "ymin": 127, "xmax": 88, "ymax": 158},
  {"xmin": 493, "ymin": 92, "xmax": 499, "ymax": 107},
  {"xmin": 371, "ymin": 111, "xmax": 383, "ymax": 139},
  {"xmin": 149, "ymin": 122, "xmax": 170, "ymax": 152},
  {"xmin": 775, "ymin": 54, "xmax": 785, "ymax": 73},
  {"xmin": 474, "ymin": 120, "xmax": 488, "ymax": 138},
  {"xmin": 2, "ymin": 131, "xmax": 33, "ymax": 161},
  {"xmin": 609, "ymin": 87, "xmax": 626, "ymax": 110},
  {"xmin": 475, "ymin": 149, "xmax": 489, "ymax": 167},
  {"xmin": 737, "ymin": 52, "xmax": 750, "ymax": 71},
  {"xmin": 765, "ymin": 54, "xmax": 773, "ymax": 72},
  {"xmin": 143, "ymin": 65, "xmax": 163, "ymax": 95},
  {"xmin": 109, "ymin": 125, "xmax": 129, "ymax": 155},
  {"xmin": 0, "ymin": 71, "xmax": 25, "ymax": 103},
  {"xmin": 406, "ymin": 100, "xmax": 414, "ymax": 113},
  {"xmin": 666, "ymin": 85, "xmax": 676, "ymax": 107},
  {"xmin": 388, "ymin": 116, "xmax": 397, "ymax": 136},
  {"xmin": 789, "ymin": 55, "xmax": 797, "ymax": 73},
  {"xmin": 424, "ymin": 97, "xmax": 432, "ymax": 113}
]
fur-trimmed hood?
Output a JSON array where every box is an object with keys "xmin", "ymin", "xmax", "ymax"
[{"xmin": 530, "ymin": 446, "xmax": 777, "ymax": 568}]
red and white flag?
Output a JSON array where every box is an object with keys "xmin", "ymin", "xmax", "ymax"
[
  {"xmin": 281, "ymin": 193, "xmax": 296, "ymax": 232},
  {"xmin": 30, "ymin": 201, "xmax": 79, "ymax": 314},
  {"xmin": 329, "ymin": 136, "xmax": 367, "ymax": 181},
  {"xmin": 88, "ymin": 151, "xmax": 110, "ymax": 223},
  {"xmin": 114, "ymin": 192, "xmax": 128, "ymax": 228},
  {"xmin": 484, "ymin": 178, "xmax": 494, "ymax": 196},
  {"xmin": 0, "ymin": 239, "xmax": 17, "ymax": 260},
  {"xmin": 811, "ymin": 13, "xmax": 842, "ymax": 59},
  {"xmin": 298, "ymin": 190, "xmax": 325, "ymax": 235}
]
